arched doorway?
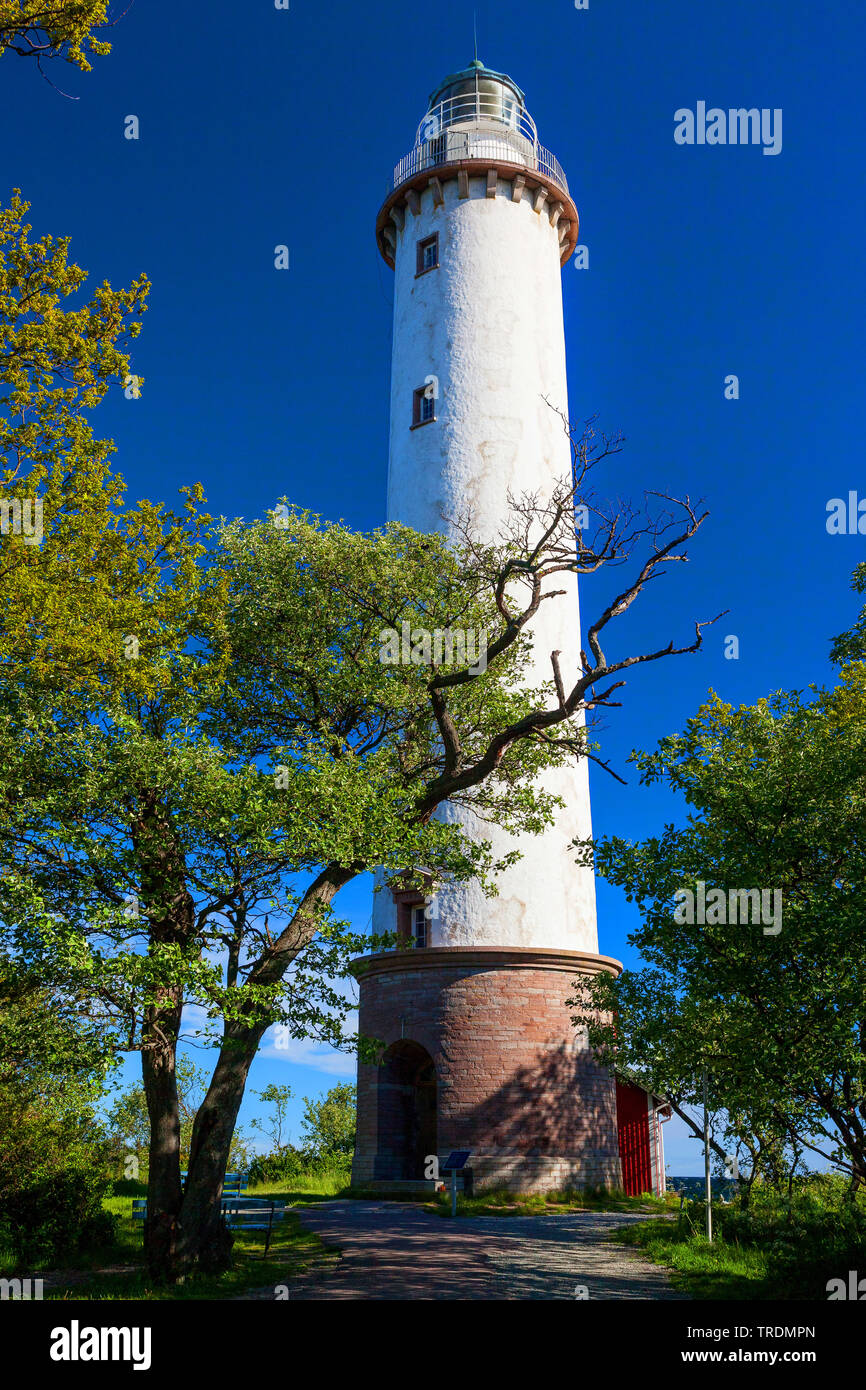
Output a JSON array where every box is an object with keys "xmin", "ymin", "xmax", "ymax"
[{"xmin": 375, "ymin": 1041, "xmax": 437, "ymax": 1180}]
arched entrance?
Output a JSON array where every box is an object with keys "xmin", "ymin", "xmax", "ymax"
[{"xmin": 374, "ymin": 1040, "xmax": 437, "ymax": 1180}]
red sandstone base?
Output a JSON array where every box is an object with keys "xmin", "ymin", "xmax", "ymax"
[{"xmin": 351, "ymin": 946, "xmax": 623, "ymax": 1194}]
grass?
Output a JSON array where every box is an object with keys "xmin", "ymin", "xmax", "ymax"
[
  {"xmin": 20, "ymin": 1177, "xmax": 673, "ymax": 1299},
  {"xmin": 21, "ymin": 1173, "xmax": 861, "ymax": 1301},
  {"xmin": 342, "ymin": 1183, "xmax": 672, "ymax": 1218},
  {"xmin": 613, "ymin": 1215, "xmax": 772, "ymax": 1299},
  {"xmin": 246, "ymin": 1171, "xmax": 351, "ymax": 1203},
  {"xmin": 433, "ymin": 1185, "xmax": 672, "ymax": 1218},
  {"xmin": 611, "ymin": 1179, "xmax": 866, "ymax": 1300},
  {"xmin": 1, "ymin": 1169, "xmax": 354, "ymax": 1299},
  {"xmin": 11, "ymin": 1180, "xmax": 339, "ymax": 1301}
]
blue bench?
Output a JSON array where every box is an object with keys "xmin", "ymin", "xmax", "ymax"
[
  {"xmin": 131, "ymin": 1170, "xmax": 249, "ymax": 1218},
  {"xmin": 220, "ymin": 1197, "xmax": 286, "ymax": 1256},
  {"xmin": 131, "ymin": 1178, "xmax": 284, "ymax": 1257},
  {"xmin": 183, "ymin": 1171, "xmax": 250, "ymax": 1198}
]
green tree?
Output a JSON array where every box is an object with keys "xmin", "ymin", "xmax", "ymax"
[
  {"xmin": 0, "ymin": 1, "xmax": 113, "ymax": 73},
  {"xmin": 2, "ymin": 361, "xmax": 715, "ymax": 1282},
  {"xmin": 250, "ymin": 1082, "xmax": 294, "ymax": 1152},
  {"xmin": 0, "ymin": 955, "xmax": 114, "ymax": 1085},
  {"xmin": 301, "ymin": 1083, "xmax": 356, "ymax": 1160},
  {"xmin": 0, "ymin": 967, "xmax": 116, "ymax": 1261},
  {"xmin": 0, "ymin": 192, "xmax": 216, "ymax": 698},
  {"xmin": 572, "ymin": 591, "xmax": 866, "ymax": 1191}
]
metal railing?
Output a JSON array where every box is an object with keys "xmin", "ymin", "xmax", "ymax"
[
  {"xmin": 391, "ymin": 91, "xmax": 569, "ymax": 195},
  {"xmin": 393, "ymin": 134, "xmax": 568, "ymax": 194},
  {"xmin": 414, "ymin": 91, "xmax": 539, "ymax": 147}
]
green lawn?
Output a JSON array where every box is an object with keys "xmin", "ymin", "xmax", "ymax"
[
  {"xmin": 611, "ymin": 1184, "xmax": 866, "ymax": 1300},
  {"xmin": 430, "ymin": 1185, "xmax": 673, "ymax": 1218},
  {"xmin": 17, "ymin": 1176, "xmax": 859, "ymax": 1301},
  {"xmin": 19, "ymin": 1183, "xmax": 339, "ymax": 1301},
  {"xmin": 247, "ymin": 1172, "xmax": 351, "ymax": 1202},
  {"xmin": 612, "ymin": 1216, "xmax": 773, "ymax": 1299},
  {"xmin": 336, "ymin": 1183, "xmax": 672, "ymax": 1218}
]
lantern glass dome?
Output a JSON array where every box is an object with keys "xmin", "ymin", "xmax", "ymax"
[
  {"xmin": 423, "ymin": 60, "xmax": 528, "ymax": 137},
  {"xmin": 391, "ymin": 59, "xmax": 568, "ymax": 195}
]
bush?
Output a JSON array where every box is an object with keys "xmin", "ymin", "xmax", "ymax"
[
  {"xmin": 3, "ymin": 1167, "xmax": 115, "ymax": 1265},
  {"xmin": 0, "ymin": 1092, "xmax": 116, "ymax": 1265},
  {"xmin": 247, "ymin": 1146, "xmax": 305, "ymax": 1186},
  {"xmin": 247, "ymin": 1146, "xmax": 352, "ymax": 1188},
  {"xmin": 307, "ymin": 1151, "xmax": 353, "ymax": 1182},
  {"xmin": 766, "ymin": 1203, "xmax": 866, "ymax": 1298},
  {"xmin": 111, "ymin": 1176, "xmax": 147, "ymax": 1197},
  {"xmin": 683, "ymin": 1176, "xmax": 866, "ymax": 1298},
  {"xmin": 300, "ymin": 1084, "xmax": 356, "ymax": 1160}
]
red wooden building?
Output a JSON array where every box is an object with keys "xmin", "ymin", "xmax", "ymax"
[{"xmin": 615, "ymin": 1077, "xmax": 672, "ymax": 1196}]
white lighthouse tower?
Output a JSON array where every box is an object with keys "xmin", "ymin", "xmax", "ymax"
[
  {"xmin": 353, "ymin": 61, "xmax": 623, "ymax": 1194},
  {"xmin": 375, "ymin": 59, "xmax": 595, "ymax": 957}
]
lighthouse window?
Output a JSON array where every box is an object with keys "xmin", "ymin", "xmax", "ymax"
[
  {"xmin": 412, "ymin": 386, "xmax": 436, "ymax": 427},
  {"xmin": 411, "ymin": 906, "xmax": 427, "ymax": 949},
  {"xmin": 416, "ymin": 233, "xmax": 439, "ymax": 276}
]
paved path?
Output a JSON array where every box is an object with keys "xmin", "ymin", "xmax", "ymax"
[{"xmin": 265, "ymin": 1201, "xmax": 686, "ymax": 1301}]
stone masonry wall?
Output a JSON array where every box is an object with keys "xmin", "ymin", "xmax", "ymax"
[{"xmin": 352, "ymin": 947, "xmax": 622, "ymax": 1193}]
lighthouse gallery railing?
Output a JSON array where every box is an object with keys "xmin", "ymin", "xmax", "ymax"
[{"xmin": 391, "ymin": 91, "xmax": 569, "ymax": 195}]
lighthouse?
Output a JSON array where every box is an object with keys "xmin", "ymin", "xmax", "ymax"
[{"xmin": 352, "ymin": 61, "xmax": 623, "ymax": 1193}]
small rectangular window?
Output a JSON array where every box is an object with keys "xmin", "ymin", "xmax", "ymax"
[
  {"xmin": 416, "ymin": 233, "xmax": 439, "ymax": 276},
  {"xmin": 412, "ymin": 906, "xmax": 427, "ymax": 949},
  {"xmin": 412, "ymin": 385, "xmax": 436, "ymax": 427}
]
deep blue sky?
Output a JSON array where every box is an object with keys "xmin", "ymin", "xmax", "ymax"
[{"xmin": 6, "ymin": 0, "xmax": 864, "ymax": 1171}]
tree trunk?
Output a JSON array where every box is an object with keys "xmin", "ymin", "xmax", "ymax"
[
  {"xmin": 133, "ymin": 801, "xmax": 197, "ymax": 1281},
  {"xmin": 173, "ymin": 1020, "xmax": 268, "ymax": 1276},
  {"xmin": 170, "ymin": 865, "xmax": 359, "ymax": 1274},
  {"xmin": 141, "ymin": 862, "xmax": 355, "ymax": 1279},
  {"xmin": 140, "ymin": 988, "xmax": 184, "ymax": 1281}
]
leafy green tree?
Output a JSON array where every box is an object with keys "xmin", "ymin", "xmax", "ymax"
[
  {"xmin": 2, "ymin": 369, "xmax": 714, "ymax": 1282},
  {"xmin": 0, "ymin": 192, "xmax": 216, "ymax": 698},
  {"xmin": 0, "ymin": 1, "xmax": 113, "ymax": 73},
  {"xmin": 0, "ymin": 955, "xmax": 114, "ymax": 1086},
  {"xmin": 250, "ymin": 1082, "xmax": 294, "ymax": 1153},
  {"xmin": 830, "ymin": 561, "xmax": 866, "ymax": 666},
  {"xmin": 572, "ymin": 592, "xmax": 866, "ymax": 1192},
  {"xmin": 0, "ymin": 968, "xmax": 116, "ymax": 1261},
  {"xmin": 0, "ymin": 1088, "xmax": 116, "ymax": 1263},
  {"xmin": 300, "ymin": 1083, "xmax": 356, "ymax": 1160}
]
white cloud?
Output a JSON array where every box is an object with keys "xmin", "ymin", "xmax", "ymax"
[
  {"xmin": 179, "ymin": 1003, "xmax": 212, "ymax": 1042},
  {"xmin": 178, "ymin": 1006, "xmax": 359, "ymax": 1077},
  {"xmin": 259, "ymin": 1027, "xmax": 358, "ymax": 1078}
]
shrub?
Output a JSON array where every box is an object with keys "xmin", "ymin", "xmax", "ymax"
[
  {"xmin": 3, "ymin": 1167, "xmax": 116, "ymax": 1265},
  {"xmin": 247, "ymin": 1145, "xmax": 352, "ymax": 1187},
  {"xmin": 300, "ymin": 1084, "xmax": 356, "ymax": 1160},
  {"xmin": 683, "ymin": 1177, "xmax": 866, "ymax": 1298},
  {"xmin": 247, "ymin": 1146, "xmax": 305, "ymax": 1186},
  {"xmin": 0, "ymin": 1102, "xmax": 116, "ymax": 1264},
  {"xmin": 307, "ymin": 1151, "xmax": 353, "ymax": 1181}
]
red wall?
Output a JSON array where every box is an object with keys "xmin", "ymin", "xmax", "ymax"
[{"xmin": 616, "ymin": 1079, "xmax": 652, "ymax": 1195}]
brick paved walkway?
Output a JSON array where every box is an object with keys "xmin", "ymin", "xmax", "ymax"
[{"xmin": 250, "ymin": 1201, "xmax": 687, "ymax": 1301}]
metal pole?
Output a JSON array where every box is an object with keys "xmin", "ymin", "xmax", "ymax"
[
  {"xmin": 703, "ymin": 1070, "xmax": 713, "ymax": 1243},
  {"xmin": 451, "ymin": 1168, "xmax": 457, "ymax": 1218}
]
